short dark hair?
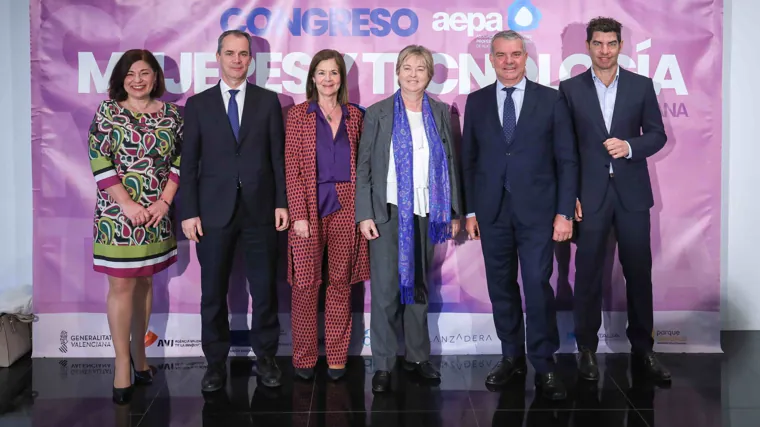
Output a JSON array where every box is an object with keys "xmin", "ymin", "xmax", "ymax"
[
  {"xmin": 108, "ymin": 49, "xmax": 165, "ymax": 101},
  {"xmin": 586, "ymin": 17, "xmax": 622, "ymax": 43},
  {"xmin": 217, "ymin": 30, "xmax": 252, "ymax": 55},
  {"xmin": 305, "ymin": 49, "xmax": 349, "ymax": 105}
]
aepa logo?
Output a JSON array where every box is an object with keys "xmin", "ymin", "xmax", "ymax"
[{"xmin": 432, "ymin": 0, "xmax": 541, "ymax": 37}]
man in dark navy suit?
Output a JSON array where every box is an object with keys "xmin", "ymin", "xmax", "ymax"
[
  {"xmin": 559, "ymin": 17, "xmax": 671, "ymax": 383},
  {"xmin": 461, "ymin": 30, "xmax": 578, "ymax": 400},
  {"xmin": 179, "ymin": 30, "xmax": 289, "ymax": 392}
]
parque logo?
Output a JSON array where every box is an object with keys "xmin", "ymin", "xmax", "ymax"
[{"xmin": 655, "ymin": 329, "xmax": 688, "ymax": 344}]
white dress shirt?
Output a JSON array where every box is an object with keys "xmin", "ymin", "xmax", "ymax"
[
  {"xmin": 219, "ymin": 79, "xmax": 246, "ymax": 123},
  {"xmin": 387, "ymin": 109, "xmax": 430, "ymax": 217}
]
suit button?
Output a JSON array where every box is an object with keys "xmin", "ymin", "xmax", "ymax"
[
  {"xmin": 506, "ymin": 152, "xmax": 511, "ymax": 156},
  {"xmin": 236, "ymin": 152, "xmax": 240, "ymax": 157}
]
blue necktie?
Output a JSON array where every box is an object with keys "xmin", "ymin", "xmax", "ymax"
[
  {"xmin": 227, "ymin": 89, "xmax": 240, "ymax": 141},
  {"xmin": 502, "ymin": 87, "xmax": 516, "ymax": 191}
]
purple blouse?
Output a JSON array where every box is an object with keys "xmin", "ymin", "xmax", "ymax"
[{"xmin": 308, "ymin": 102, "xmax": 351, "ymax": 218}]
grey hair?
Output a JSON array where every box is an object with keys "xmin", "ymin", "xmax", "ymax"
[
  {"xmin": 217, "ymin": 30, "xmax": 252, "ymax": 55},
  {"xmin": 490, "ymin": 30, "xmax": 527, "ymax": 54}
]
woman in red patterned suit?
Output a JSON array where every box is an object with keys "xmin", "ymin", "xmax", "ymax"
[{"xmin": 285, "ymin": 49, "xmax": 370, "ymax": 381}]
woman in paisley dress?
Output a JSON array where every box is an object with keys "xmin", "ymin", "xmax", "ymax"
[{"xmin": 87, "ymin": 49, "xmax": 182, "ymax": 404}]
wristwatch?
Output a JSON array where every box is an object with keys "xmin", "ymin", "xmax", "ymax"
[{"xmin": 559, "ymin": 214, "xmax": 574, "ymax": 221}]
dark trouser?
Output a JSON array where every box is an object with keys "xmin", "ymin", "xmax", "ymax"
[
  {"xmin": 573, "ymin": 178, "xmax": 654, "ymax": 353},
  {"xmin": 197, "ymin": 193, "xmax": 280, "ymax": 368},
  {"xmin": 479, "ymin": 191, "xmax": 559, "ymax": 374},
  {"xmin": 369, "ymin": 204, "xmax": 434, "ymax": 372}
]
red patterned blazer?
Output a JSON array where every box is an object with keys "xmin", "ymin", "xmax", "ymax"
[{"xmin": 284, "ymin": 101, "xmax": 370, "ymax": 287}]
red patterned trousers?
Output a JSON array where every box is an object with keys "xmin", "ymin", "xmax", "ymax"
[{"xmin": 291, "ymin": 205, "xmax": 354, "ymax": 369}]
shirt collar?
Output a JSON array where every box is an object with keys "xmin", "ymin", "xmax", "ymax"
[
  {"xmin": 497, "ymin": 76, "xmax": 527, "ymax": 93},
  {"xmin": 591, "ymin": 65, "xmax": 620, "ymax": 84},
  {"xmin": 220, "ymin": 79, "xmax": 247, "ymax": 96},
  {"xmin": 307, "ymin": 101, "xmax": 349, "ymax": 116}
]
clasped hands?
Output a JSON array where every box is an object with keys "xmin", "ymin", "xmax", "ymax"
[{"xmin": 122, "ymin": 200, "xmax": 169, "ymax": 229}]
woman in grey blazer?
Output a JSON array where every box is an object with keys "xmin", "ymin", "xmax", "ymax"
[{"xmin": 355, "ymin": 44, "xmax": 463, "ymax": 393}]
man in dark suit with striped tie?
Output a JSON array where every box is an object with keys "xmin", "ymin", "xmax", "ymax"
[{"xmin": 179, "ymin": 29, "xmax": 289, "ymax": 392}]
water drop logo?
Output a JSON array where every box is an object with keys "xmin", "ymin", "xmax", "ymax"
[{"xmin": 507, "ymin": 0, "xmax": 542, "ymax": 31}]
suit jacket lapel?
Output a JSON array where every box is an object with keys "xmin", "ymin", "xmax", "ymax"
[
  {"xmin": 346, "ymin": 107, "xmax": 359, "ymax": 175},
  {"xmin": 516, "ymin": 79, "xmax": 538, "ymax": 136},
  {"xmin": 237, "ymin": 82, "xmax": 257, "ymax": 143},
  {"xmin": 303, "ymin": 106, "xmax": 317, "ymax": 183},
  {"xmin": 609, "ymin": 68, "xmax": 629, "ymax": 136},
  {"xmin": 482, "ymin": 83, "xmax": 503, "ymax": 143},
  {"xmin": 377, "ymin": 97, "xmax": 393, "ymax": 164},
  {"xmin": 581, "ymin": 69, "xmax": 610, "ymax": 137}
]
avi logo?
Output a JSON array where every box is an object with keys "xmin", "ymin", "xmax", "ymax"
[
  {"xmin": 145, "ymin": 330, "xmax": 174, "ymax": 347},
  {"xmin": 145, "ymin": 330, "xmax": 158, "ymax": 347},
  {"xmin": 431, "ymin": 0, "xmax": 542, "ymax": 37}
]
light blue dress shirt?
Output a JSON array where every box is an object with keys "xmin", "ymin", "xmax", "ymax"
[
  {"xmin": 497, "ymin": 77, "xmax": 527, "ymax": 125},
  {"xmin": 590, "ymin": 66, "xmax": 632, "ymax": 173}
]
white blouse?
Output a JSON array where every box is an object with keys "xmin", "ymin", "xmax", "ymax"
[{"xmin": 386, "ymin": 109, "xmax": 430, "ymax": 217}]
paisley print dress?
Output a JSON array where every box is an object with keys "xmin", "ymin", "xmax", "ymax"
[{"xmin": 87, "ymin": 100, "xmax": 182, "ymax": 277}]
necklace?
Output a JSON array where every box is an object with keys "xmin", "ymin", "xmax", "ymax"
[
  {"xmin": 318, "ymin": 102, "xmax": 340, "ymax": 122},
  {"xmin": 125, "ymin": 98, "xmax": 154, "ymax": 114}
]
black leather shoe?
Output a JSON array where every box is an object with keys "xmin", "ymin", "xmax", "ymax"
[
  {"xmin": 372, "ymin": 371, "xmax": 391, "ymax": 393},
  {"xmin": 402, "ymin": 360, "xmax": 441, "ymax": 379},
  {"xmin": 255, "ymin": 356, "xmax": 282, "ymax": 387},
  {"xmin": 294, "ymin": 367, "xmax": 314, "ymax": 380},
  {"xmin": 632, "ymin": 352, "xmax": 671, "ymax": 383},
  {"xmin": 577, "ymin": 348, "xmax": 600, "ymax": 381},
  {"xmin": 328, "ymin": 367, "xmax": 346, "ymax": 381},
  {"xmin": 112, "ymin": 385, "xmax": 134, "ymax": 405},
  {"xmin": 535, "ymin": 372, "xmax": 567, "ymax": 400},
  {"xmin": 485, "ymin": 356, "xmax": 527, "ymax": 387},
  {"xmin": 202, "ymin": 366, "xmax": 227, "ymax": 392}
]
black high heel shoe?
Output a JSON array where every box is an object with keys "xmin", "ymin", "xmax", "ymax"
[
  {"xmin": 112, "ymin": 384, "xmax": 134, "ymax": 405},
  {"xmin": 130, "ymin": 354, "xmax": 156, "ymax": 386}
]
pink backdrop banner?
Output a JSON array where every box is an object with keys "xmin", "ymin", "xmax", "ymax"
[{"xmin": 30, "ymin": 0, "xmax": 722, "ymax": 355}]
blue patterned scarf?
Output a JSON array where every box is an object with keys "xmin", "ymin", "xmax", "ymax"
[{"xmin": 392, "ymin": 90, "xmax": 452, "ymax": 304}]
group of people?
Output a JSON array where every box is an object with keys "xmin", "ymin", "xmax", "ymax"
[{"xmin": 86, "ymin": 16, "xmax": 671, "ymax": 405}]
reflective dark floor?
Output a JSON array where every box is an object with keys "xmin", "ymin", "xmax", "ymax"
[{"xmin": 1, "ymin": 331, "xmax": 759, "ymax": 426}]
